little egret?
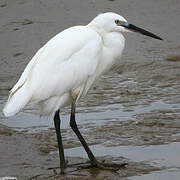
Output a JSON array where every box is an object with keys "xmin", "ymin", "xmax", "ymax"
[{"xmin": 3, "ymin": 12, "xmax": 162, "ymax": 173}]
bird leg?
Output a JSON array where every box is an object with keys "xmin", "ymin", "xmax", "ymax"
[
  {"xmin": 69, "ymin": 101, "xmax": 127, "ymax": 171},
  {"xmin": 54, "ymin": 110, "xmax": 66, "ymax": 174}
]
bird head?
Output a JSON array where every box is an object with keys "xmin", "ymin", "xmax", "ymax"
[{"xmin": 89, "ymin": 12, "xmax": 162, "ymax": 40}]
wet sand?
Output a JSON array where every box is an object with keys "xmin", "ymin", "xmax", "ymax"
[
  {"xmin": 1, "ymin": 0, "xmax": 180, "ymax": 179},
  {"xmin": 0, "ymin": 125, "xmax": 162, "ymax": 179}
]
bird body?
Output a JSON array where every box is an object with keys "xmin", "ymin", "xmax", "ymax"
[
  {"xmin": 3, "ymin": 13, "xmax": 126, "ymax": 117},
  {"xmin": 3, "ymin": 12, "xmax": 162, "ymax": 117},
  {"xmin": 3, "ymin": 12, "xmax": 162, "ymax": 173}
]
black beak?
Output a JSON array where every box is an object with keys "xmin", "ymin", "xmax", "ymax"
[{"xmin": 122, "ymin": 23, "xmax": 163, "ymax": 40}]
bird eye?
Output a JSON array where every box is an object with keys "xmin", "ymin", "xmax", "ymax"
[{"xmin": 115, "ymin": 19, "xmax": 120, "ymax": 25}]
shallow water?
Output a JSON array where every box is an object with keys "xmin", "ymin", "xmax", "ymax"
[
  {"xmin": 65, "ymin": 142, "xmax": 180, "ymax": 168},
  {"xmin": 0, "ymin": 99, "xmax": 179, "ymax": 131},
  {"xmin": 0, "ymin": 0, "xmax": 180, "ymax": 179}
]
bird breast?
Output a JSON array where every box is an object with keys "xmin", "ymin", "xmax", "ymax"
[
  {"xmin": 97, "ymin": 32, "xmax": 125, "ymax": 75},
  {"xmin": 82, "ymin": 32, "xmax": 125, "ymax": 97},
  {"xmin": 103, "ymin": 32, "xmax": 125, "ymax": 59}
]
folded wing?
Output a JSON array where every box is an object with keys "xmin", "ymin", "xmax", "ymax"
[{"xmin": 3, "ymin": 26, "xmax": 102, "ymax": 117}]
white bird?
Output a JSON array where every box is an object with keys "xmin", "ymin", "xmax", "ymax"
[{"xmin": 3, "ymin": 12, "xmax": 162, "ymax": 173}]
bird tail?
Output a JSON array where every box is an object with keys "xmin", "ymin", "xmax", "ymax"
[{"xmin": 3, "ymin": 83, "xmax": 31, "ymax": 117}]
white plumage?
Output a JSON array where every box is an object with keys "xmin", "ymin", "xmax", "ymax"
[
  {"xmin": 3, "ymin": 12, "xmax": 161, "ymax": 117},
  {"xmin": 3, "ymin": 12, "xmax": 126, "ymax": 117}
]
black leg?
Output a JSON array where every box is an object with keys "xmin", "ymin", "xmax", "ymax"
[
  {"xmin": 54, "ymin": 110, "xmax": 66, "ymax": 174},
  {"xmin": 69, "ymin": 102, "xmax": 99, "ymax": 165},
  {"xmin": 69, "ymin": 101, "xmax": 127, "ymax": 171}
]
